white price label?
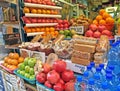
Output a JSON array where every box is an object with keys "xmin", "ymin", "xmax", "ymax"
[
  {"xmin": 70, "ymin": 26, "xmax": 84, "ymax": 34},
  {"xmin": 115, "ymin": 35, "xmax": 120, "ymax": 42}
]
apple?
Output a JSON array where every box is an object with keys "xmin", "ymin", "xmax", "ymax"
[
  {"xmin": 89, "ymin": 24, "xmax": 98, "ymax": 32},
  {"xmin": 85, "ymin": 30, "xmax": 93, "ymax": 37},
  {"xmin": 31, "ymin": 0, "xmax": 37, "ymax": 3},
  {"xmin": 18, "ymin": 63, "xmax": 25, "ymax": 70},
  {"xmin": 24, "ymin": 0, "xmax": 31, "ymax": 3},
  {"xmin": 20, "ymin": 71, "xmax": 25, "ymax": 76},
  {"xmin": 31, "ymin": 58, "xmax": 36, "ymax": 64},
  {"xmin": 29, "ymin": 68, "xmax": 34, "ymax": 75},
  {"xmin": 17, "ymin": 69, "xmax": 21, "ymax": 74},
  {"xmin": 53, "ymin": 83, "xmax": 64, "ymax": 91},
  {"xmin": 28, "ymin": 59, "xmax": 35, "ymax": 68},
  {"xmin": 24, "ymin": 73, "xmax": 30, "ymax": 78},
  {"xmin": 54, "ymin": 19, "xmax": 57, "ymax": 23},
  {"xmin": 37, "ymin": 18, "xmax": 42, "ymax": 23},
  {"xmin": 25, "ymin": 66, "xmax": 30, "ymax": 73},
  {"xmin": 36, "ymin": 72, "xmax": 46, "ymax": 83},
  {"xmin": 31, "ymin": 18, "xmax": 37, "ymax": 23},
  {"xmin": 59, "ymin": 30, "xmax": 64, "ymax": 34},
  {"xmin": 63, "ymin": 20, "xmax": 68, "ymax": 24},
  {"xmin": 24, "ymin": 57, "xmax": 30, "ymax": 65},
  {"xmin": 98, "ymin": 25, "xmax": 107, "ymax": 33},
  {"xmin": 102, "ymin": 30, "xmax": 112, "ymax": 36},
  {"xmin": 59, "ymin": 24, "xmax": 64, "ymax": 29},
  {"xmin": 44, "ymin": 81, "xmax": 52, "ymax": 88},
  {"xmin": 29, "ymin": 75, "xmax": 35, "ymax": 80},
  {"xmin": 41, "ymin": 19, "xmax": 46, "ymax": 23},
  {"xmin": 58, "ymin": 20, "xmax": 63, "ymax": 24},
  {"xmin": 51, "ymin": 2, "xmax": 56, "ymax": 6},
  {"xmin": 64, "ymin": 23, "xmax": 69, "ymax": 28},
  {"xmin": 93, "ymin": 31, "xmax": 101, "ymax": 38}
]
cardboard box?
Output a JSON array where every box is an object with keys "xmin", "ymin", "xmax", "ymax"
[
  {"xmin": 71, "ymin": 57, "xmax": 91, "ymax": 66},
  {"xmin": 72, "ymin": 50, "xmax": 94, "ymax": 60},
  {"xmin": 65, "ymin": 60, "xmax": 86, "ymax": 74},
  {"xmin": 73, "ymin": 44, "xmax": 96, "ymax": 53}
]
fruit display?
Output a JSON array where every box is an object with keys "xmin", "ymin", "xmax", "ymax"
[
  {"xmin": 17, "ymin": 57, "xmax": 37, "ymax": 80},
  {"xmin": 59, "ymin": 29, "xmax": 77, "ymax": 39},
  {"xmin": 36, "ymin": 59, "xmax": 75, "ymax": 91},
  {"xmin": 55, "ymin": 19, "xmax": 70, "ymax": 30},
  {"xmin": 23, "ymin": 7, "xmax": 59, "ymax": 15},
  {"xmin": 24, "ymin": 0, "xmax": 56, "ymax": 6},
  {"xmin": 2, "ymin": 53, "xmax": 24, "ymax": 70}
]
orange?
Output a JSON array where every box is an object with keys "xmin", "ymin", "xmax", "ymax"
[
  {"xmin": 9, "ymin": 53, "xmax": 14, "ymax": 59},
  {"xmin": 12, "ymin": 59, "xmax": 18, "ymax": 66},
  {"xmin": 45, "ymin": 27, "xmax": 50, "ymax": 32},
  {"xmin": 31, "ymin": 8, "xmax": 37, "ymax": 14},
  {"xmin": 26, "ymin": 28, "xmax": 32, "ymax": 33},
  {"xmin": 10, "ymin": 65, "xmax": 17, "ymax": 70},
  {"xmin": 55, "ymin": 31, "xmax": 59, "ymax": 35},
  {"xmin": 93, "ymin": 20, "xmax": 99, "ymax": 25},
  {"xmin": 23, "ymin": 7, "xmax": 30, "ymax": 13},
  {"xmin": 46, "ymin": 32, "xmax": 50, "ymax": 35},
  {"xmin": 3, "ymin": 63, "xmax": 8, "ymax": 67},
  {"xmin": 106, "ymin": 17, "xmax": 114, "ymax": 24},
  {"xmin": 103, "ymin": 12, "xmax": 110, "ymax": 19},
  {"xmin": 36, "ymin": 27, "xmax": 41, "ymax": 32},
  {"xmin": 7, "ymin": 58, "xmax": 12, "ymax": 65},
  {"xmin": 50, "ymin": 32, "xmax": 55, "ymax": 35},
  {"xmin": 31, "ymin": 28, "xmax": 37, "ymax": 32},
  {"xmin": 99, "ymin": 9, "xmax": 106, "ymax": 15},
  {"xmin": 50, "ymin": 27, "xmax": 55, "ymax": 32},
  {"xmin": 46, "ymin": 10, "xmax": 51, "ymax": 14},
  {"xmin": 54, "ymin": 10, "xmax": 58, "ymax": 15},
  {"xmin": 96, "ymin": 15, "xmax": 103, "ymax": 21},
  {"xmin": 37, "ymin": 9, "xmax": 42, "ymax": 14},
  {"xmin": 18, "ymin": 57, "xmax": 24, "ymax": 63},
  {"xmin": 4, "ymin": 57, "xmax": 9, "ymax": 63},
  {"xmin": 6, "ymin": 65, "xmax": 10, "ymax": 69},
  {"xmin": 42, "ymin": 9, "xmax": 47, "ymax": 14},
  {"xmin": 41, "ymin": 27, "xmax": 45, "ymax": 32},
  {"xmin": 13, "ymin": 53, "xmax": 19, "ymax": 59},
  {"xmin": 99, "ymin": 20, "xmax": 106, "ymax": 25}
]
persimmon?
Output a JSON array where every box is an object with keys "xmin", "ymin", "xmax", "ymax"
[
  {"xmin": 36, "ymin": 27, "xmax": 41, "ymax": 32},
  {"xmin": 93, "ymin": 20, "xmax": 99, "ymax": 25},
  {"xmin": 37, "ymin": 9, "xmax": 42, "ymax": 14},
  {"xmin": 10, "ymin": 65, "xmax": 17, "ymax": 70},
  {"xmin": 31, "ymin": 8, "xmax": 37, "ymax": 14},
  {"xmin": 106, "ymin": 17, "xmax": 114, "ymax": 24},
  {"xmin": 103, "ymin": 12, "xmax": 110, "ymax": 19},
  {"xmin": 26, "ymin": 28, "xmax": 32, "ymax": 33},
  {"xmin": 96, "ymin": 15, "xmax": 103, "ymax": 21},
  {"xmin": 99, "ymin": 20, "xmax": 106, "ymax": 25},
  {"xmin": 13, "ymin": 53, "xmax": 19, "ymax": 59},
  {"xmin": 7, "ymin": 58, "xmax": 12, "ymax": 64},
  {"xmin": 31, "ymin": 28, "xmax": 37, "ymax": 32},
  {"xmin": 99, "ymin": 9, "xmax": 106, "ymax": 15},
  {"xmin": 4, "ymin": 56, "xmax": 9, "ymax": 63},
  {"xmin": 45, "ymin": 27, "xmax": 50, "ymax": 32},
  {"xmin": 12, "ymin": 59, "xmax": 18, "ymax": 66},
  {"xmin": 9, "ymin": 53, "xmax": 14, "ymax": 59},
  {"xmin": 23, "ymin": 7, "xmax": 30, "ymax": 13}
]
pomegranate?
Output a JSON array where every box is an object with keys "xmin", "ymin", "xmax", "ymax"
[
  {"xmin": 44, "ymin": 81, "xmax": 52, "ymax": 88},
  {"xmin": 98, "ymin": 25, "xmax": 107, "ymax": 32},
  {"xmin": 58, "ymin": 79, "xmax": 65, "ymax": 85},
  {"xmin": 89, "ymin": 24, "xmax": 98, "ymax": 32},
  {"xmin": 85, "ymin": 30, "xmax": 93, "ymax": 37},
  {"xmin": 53, "ymin": 60, "xmax": 66, "ymax": 73},
  {"xmin": 43, "ymin": 63, "xmax": 51, "ymax": 73},
  {"xmin": 93, "ymin": 31, "xmax": 101, "ymax": 38},
  {"xmin": 65, "ymin": 81, "xmax": 75, "ymax": 91},
  {"xmin": 102, "ymin": 30, "xmax": 112, "ymax": 36},
  {"xmin": 53, "ymin": 83, "xmax": 64, "ymax": 91},
  {"xmin": 62, "ymin": 70, "xmax": 74, "ymax": 82},
  {"xmin": 47, "ymin": 70, "xmax": 60, "ymax": 84},
  {"xmin": 36, "ymin": 72, "xmax": 46, "ymax": 83},
  {"xmin": 31, "ymin": 18, "xmax": 37, "ymax": 23}
]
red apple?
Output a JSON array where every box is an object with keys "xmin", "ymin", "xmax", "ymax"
[
  {"xmin": 53, "ymin": 83, "xmax": 64, "ymax": 91},
  {"xmin": 37, "ymin": 18, "xmax": 42, "ymax": 23},
  {"xmin": 31, "ymin": 18, "xmax": 37, "ymax": 23},
  {"xmin": 59, "ymin": 24, "xmax": 64, "ymax": 29},
  {"xmin": 64, "ymin": 23, "xmax": 69, "ymax": 28},
  {"xmin": 58, "ymin": 20, "xmax": 63, "ymax": 24},
  {"xmin": 44, "ymin": 81, "xmax": 52, "ymax": 88},
  {"xmin": 98, "ymin": 25, "xmax": 107, "ymax": 32},
  {"xmin": 102, "ymin": 30, "xmax": 112, "ymax": 36},
  {"xmin": 41, "ymin": 19, "xmax": 46, "ymax": 23},
  {"xmin": 89, "ymin": 24, "xmax": 98, "ymax": 32},
  {"xmin": 85, "ymin": 30, "xmax": 93, "ymax": 37},
  {"xmin": 93, "ymin": 31, "xmax": 101, "ymax": 38},
  {"xmin": 31, "ymin": 0, "xmax": 37, "ymax": 3},
  {"xmin": 36, "ymin": 72, "xmax": 46, "ymax": 83}
]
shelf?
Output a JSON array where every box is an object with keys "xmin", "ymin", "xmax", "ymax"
[
  {"xmin": 25, "ymin": 23, "xmax": 58, "ymax": 27},
  {"xmin": 24, "ymin": 3, "xmax": 62, "ymax": 10},
  {"xmin": 0, "ymin": 0, "xmax": 17, "ymax": 5},
  {"xmin": 27, "ymin": 32, "xmax": 44, "ymax": 37},
  {"xmin": 24, "ymin": 13, "xmax": 62, "ymax": 18}
]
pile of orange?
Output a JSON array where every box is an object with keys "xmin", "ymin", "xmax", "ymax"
[
  {"xmin": 3, "ymin": 53, "xmax": 24, "ymax": 70},
  {"xmin": 93, "ymin": 9, "xmax": 114, "ymax": 25},
  {"xmin": 23, "ymin": 7, "xmax": 58, "ymax": 15},
  {"xmin": 24, "ymin": 26, "xmax": 59, "ymax": 38}
]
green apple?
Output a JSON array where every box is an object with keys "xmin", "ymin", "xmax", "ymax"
[
  {"xmin": 18, "ymin": 63, "xmax": 25, "ymax": 70},
  {"xmin": 28, "ymin": 59, "xmax": 35, "ymax": 68},
  {"xmin": 29, "ymin": 68, "xmax": 34, "ymax": 75},
  {"xmin": 20, "ymin": 71, "xmax": 25, "ymax": 76},
  {"xmin": 29, "ymin": 75, "xmax": 35, "ymax": 80},
  {"xmin": 24, "ymin": 73, "xmax": 30, "ymax": 78},
  {"xmin": 24, "ymin": 57, "xmax": 30, "ymax": 65},
  {"xmin": 17, "ymin": 69, "xmax": 21, "ymax": 74},
  {"xmin": 71, "ymin": 29, "xmax": 76, "ymax": 35},
  {"xmin": 66, "ymin": 36, "xmax": 72, "ymax": 39},
  {"xmin": 64, "ymin": 30, "xmax": 70, "ymax": 36},
  {"xmin": 59, "ymin": 30, "xmax": 64, "ymax": 34},
  {"xmin": 31, "ymin": 58, "xmax": 37, "ymax": 64},
  {"xmin": 25, "ymin": 66, "xmax": 30, "ymax": 73}
]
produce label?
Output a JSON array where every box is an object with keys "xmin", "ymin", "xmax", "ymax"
[
  {"xmin": 115, "ymin": 35, "xmax": 120, "ymax": 42},
  {"xmin": 70, "ymin": 26, "xmax": 84, "ymax": 34}
]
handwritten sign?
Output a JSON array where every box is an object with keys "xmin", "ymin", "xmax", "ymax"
[{"xmin": 70, "ymin": 26, "xmax": 84, "ymax": 34}]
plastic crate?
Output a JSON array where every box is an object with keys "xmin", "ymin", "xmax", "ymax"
[
  {"xmin": 36, "ymin": 81, "xmax": 54, "ymax": 91},
  {"xmin": 14, "ymin": 69, "xmax": 36, "ymax": 85}
]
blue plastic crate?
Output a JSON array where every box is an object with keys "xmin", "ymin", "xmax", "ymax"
[
  {"xmin": 14, "ymin": 69, "xmax": 36, "ymax": 85},
  {"xmin": 36, "ymin": 81, "xmax": 54, "ymax": 91}
]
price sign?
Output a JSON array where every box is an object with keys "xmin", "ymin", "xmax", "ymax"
[
  {"xmin": 70, "ymin": 26, "xmax": 84, "ymax": 34},
  {"xmin": 115, "ymin": 35, "xmax": 120, "ymax": 42}
]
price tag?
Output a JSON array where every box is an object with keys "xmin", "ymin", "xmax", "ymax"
[
  {"xmin": 115, "ymin": 35, "xmax": 120, "ymax": 42},
  {"xmin": 70, "ymin": 26, "xmax": 84, "ymax": 34}
]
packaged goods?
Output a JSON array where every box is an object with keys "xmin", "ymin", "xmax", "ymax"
[
  {"xmin": 96, "ymin": 35, "xmax": 109, "ymax": 52},
  {"xmin": 72, "ymin": 35, "xmax": 97, "ymax": 46},
  {"xmin": 73, "ymin": 44, "xmax": 96, "ymax": 53},
  {"xmin": 71, "ymin": 57, "xmax": 91, "ymax": 66},
  {"xmin": 94, "ymin": 52, "xmax": 107, "ymax": 62},
  {"xmin": 72, "ymin": 50, "xmax": 94, "ymax": 60}
]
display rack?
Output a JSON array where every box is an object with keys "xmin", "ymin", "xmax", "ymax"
[{"xmin": 25, "ymin": 23, "xmax": 58, "ymax": 27}]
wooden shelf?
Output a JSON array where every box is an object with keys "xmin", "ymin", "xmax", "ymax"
[
  {"xmin": 24, "ymin": 3, "xmax": 62, "ymax": 10},
  {"xmin": 25, "ymin": 23, "xmax": 58, "ymax": 27},
  {"xmin": 27, "ymin": 32, "xmax": 44, "ymax": 37},
  {"xmin": 24, "ymin": 13, "xmax": 62, "ymax": 18}
]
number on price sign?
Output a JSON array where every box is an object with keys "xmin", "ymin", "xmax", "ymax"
[{"xmin": 70, "ymin": 26, "xmax": 84, "ymax": 34}]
